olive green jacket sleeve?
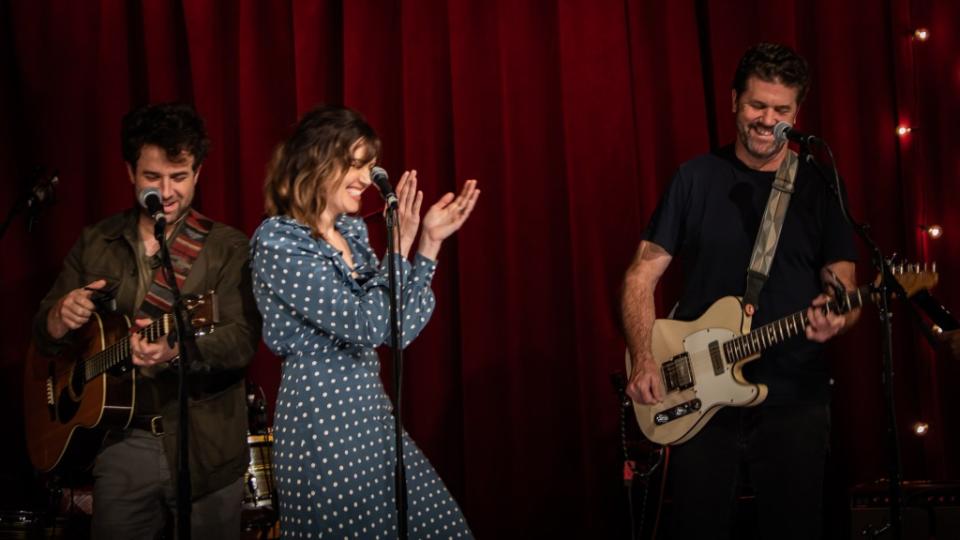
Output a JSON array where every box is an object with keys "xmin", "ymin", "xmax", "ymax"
[
  {"xmin": 32, "ymin": 225, "xmax": 92, "ymax": 357},
  {"xmin": 184, "ymin": 223, "xmax": 261, "ymax": 378}
]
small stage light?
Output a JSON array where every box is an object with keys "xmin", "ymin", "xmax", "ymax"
[
  {"xmin": 919, "ymin": 224, "xmax": 943, "ymax": 239},
  {"xmin": 913, "ymin": 28, "xmax": 930, "ymax": 41},
  {"xmin": 897, "ymin": 125, "xmax": 912, "ymax": 137},
  {"xmin": 913, "ymin": 422, "xmax": 929, "ymax": 436}
]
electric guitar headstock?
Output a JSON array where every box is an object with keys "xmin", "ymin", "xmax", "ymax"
[{"xmin": 873, "ymin": 262, "xmax": 939, "ymax": 299}]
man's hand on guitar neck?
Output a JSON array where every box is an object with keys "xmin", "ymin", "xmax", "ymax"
[
  {"xmin": 627, "ymin": 351, "xmax": 664, "ymax": 405},
  {"xmin": 130, "ymin": 318, "xmax": 180, "ymax": 367},
  {"xmin": 804, "ymin": 293, "xmax": 847, "ymax": 343},
  {"xmin": 805, "ymin": 261, "xmax": 860, "ymax": 343},
  {"xmin": 46, "ymin": 279, "xmax": 107, "ymax": 340}
]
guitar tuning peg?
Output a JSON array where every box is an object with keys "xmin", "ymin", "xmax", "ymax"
[
  {"xmin": 932, "ymin": 261, "xmax": 937, "ymax": 272},
  {"xmin": 923, "ymin": 262, "xmax": 928, "ymax": 272}
]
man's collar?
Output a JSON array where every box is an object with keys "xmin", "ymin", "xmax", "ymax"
[
  {"xmin": 103, "ymin": 207, "xmax": 192, "ymax": 243},
  {"xmin": 101, "ymin": 208, "xmax": 141, "ymax": 241}
]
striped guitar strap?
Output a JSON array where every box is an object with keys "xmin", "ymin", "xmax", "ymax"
[{"xmin": 136, "ymin": 208, "xmax": 213, "ymax": 320}]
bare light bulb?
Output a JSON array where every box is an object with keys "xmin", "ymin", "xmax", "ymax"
[{"xmin": 920, "ymin": 224, "xmax": 943, "ymax": 239}]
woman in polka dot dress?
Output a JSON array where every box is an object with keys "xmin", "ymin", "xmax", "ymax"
[{"xmin": 251, "ymin": 106, "xmax": 479, "ymax": 539}]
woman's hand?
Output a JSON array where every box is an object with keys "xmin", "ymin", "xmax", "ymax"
[
  {"xmin": 395, "ymin": 170, "xmax": 423, "ymax": 257},
  {"xmin": 418, "ymin": 179, "xmax": 480, "ymax": 260}
]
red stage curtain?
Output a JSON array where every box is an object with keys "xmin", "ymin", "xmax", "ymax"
[{"xmin": 2, "ymin": 1, "xmax": 958, "ymax": 537}]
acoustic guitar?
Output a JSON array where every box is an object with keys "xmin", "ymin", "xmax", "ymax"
[{"xmin": 23, "ymin": 292, "xmax": 218, "ymax": 472}]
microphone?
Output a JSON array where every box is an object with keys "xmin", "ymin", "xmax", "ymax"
[
  {"xmin": 371, "ymin": 166, "xmax": 398, "ymax": 209},
  {"xmin": 773, "ymin": 121, "xmax": 821, "ymax": 145},
  {"xmin": 26, "ymin": 172, "xmax": 59, "ymax": 209},
  {"xmin": 138, "ymin": 188, "xmax": 166, "ymax": 224}
]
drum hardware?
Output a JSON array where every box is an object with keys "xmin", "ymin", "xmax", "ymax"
[
  {"xmin": 242, "ymin": 381, "xmax": 278, "ymax": 538},
  {"xmin": 0, "ymin": 510, "xmax": 72, "ymax": 539}
]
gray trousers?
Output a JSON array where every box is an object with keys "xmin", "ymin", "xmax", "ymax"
[{"xmin": 91, "ymin": 429, "xmax": 244, "ymax": 540}]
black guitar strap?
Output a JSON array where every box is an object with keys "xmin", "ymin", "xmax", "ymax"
[{"xmin": 743, "ymin": 150, "xmax": 799, "ymax": 313}]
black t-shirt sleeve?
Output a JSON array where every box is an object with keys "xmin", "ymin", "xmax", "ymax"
[
  {"xmin": 818, "ymin": 179, "xmax": 858, "ymax": 265},
  {"xmin": 642, "ymin": 169, "xmax": 691, "ymax": 256}
]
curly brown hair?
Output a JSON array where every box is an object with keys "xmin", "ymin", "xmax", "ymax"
[
  {"xmin": 264, "ymin": 106, "xmax": 380, "ymax": 237},
  {"xmin": 121, "ymin": 103, "xmax": 210, "ymax": 171},
  {"xmin": 732, "ymin": 43, "xmax": 810, "ymax": 103}
]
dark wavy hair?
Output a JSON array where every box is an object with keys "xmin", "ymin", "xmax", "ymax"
[
  {"xmin": 732, "ymin": 43, "xmax": 810, "ymax": 103},
  {"xmin": 263, "ymin": 105, "xmax": 380, "ymax": 237},
  {"xmin": 121, "ymin": 103, "xmax": 210, "ymax": 171}
]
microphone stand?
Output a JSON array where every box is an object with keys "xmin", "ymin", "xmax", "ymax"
[
  {"xmin": 802, "ymin": 143, "xmax": 905, "ymax": 540},
  {"xmin": 383, "ymin": 204, "xmax": 409, "ymax": 540},
  {"xmin": 0, "ymin": 197, "xmax": 21, "ymax": 240},
  {"xmin": 153, "ymin": 216, "xmax": 197, "ymax": 540}
]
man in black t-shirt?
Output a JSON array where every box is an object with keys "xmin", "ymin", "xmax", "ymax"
[{"xmin": 621, "ymin": 43, "xmax": 861, "ymax": 539}]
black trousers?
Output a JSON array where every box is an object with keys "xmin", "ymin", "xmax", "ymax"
[{"xmin": 667, "ymin": 402, "xmax": 831, "ymax": 540}]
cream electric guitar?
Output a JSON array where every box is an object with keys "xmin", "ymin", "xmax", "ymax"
[{"xmin": 625, "ymin": 267, "xmax": 938, "ymax": 446}]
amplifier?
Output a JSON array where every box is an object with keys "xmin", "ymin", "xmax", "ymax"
[{"xmin": 850, "ymin": 481, "xmax": 960, "ymax": 539}]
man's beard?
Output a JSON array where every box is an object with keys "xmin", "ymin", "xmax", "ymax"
[{"xmin": 738, "ymin": 121, "xmax": 784, "ymax": 161}]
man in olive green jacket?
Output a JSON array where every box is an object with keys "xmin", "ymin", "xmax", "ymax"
[{"xmin": 32, "ymin": 103, "xmax": 260, "ymax": 539}]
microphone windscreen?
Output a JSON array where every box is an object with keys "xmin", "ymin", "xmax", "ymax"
[
  {"xmin": 773, "ymin": 121, "xmax": 792, "ymax": 143},
  {"xmin": 138, "ymin": 187, "xmax": 161, "ymax": 209},
  {"xmin": 371, "ymin": 166, "xmax": 393, "ymax": 195}
]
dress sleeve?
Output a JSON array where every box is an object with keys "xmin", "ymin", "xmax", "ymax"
[
  {"xmin": 380, "ymin": 252, "xmax": 438, "ymax": 348},
  {"xmin": 252, "ymin": 219, "xmax": 436, "ymax": 349}
]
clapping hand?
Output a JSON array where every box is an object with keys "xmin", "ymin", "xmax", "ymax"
[
  {"xmin": 418, "ymin": 179, "xmax": 480, "ymax": 260},
  {"xmin": 394, "ymin": 170, "xmax": 423, "ymax": 257}
]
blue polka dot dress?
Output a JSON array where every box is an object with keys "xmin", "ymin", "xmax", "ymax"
[{"xmin": 251, "ymin": 215, "xmax": 473, "ymax": 539}]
